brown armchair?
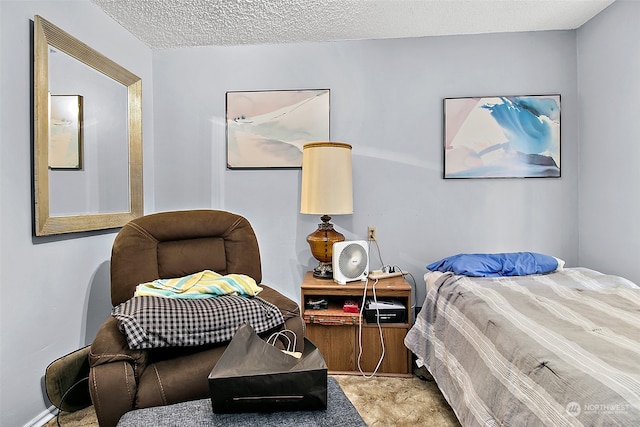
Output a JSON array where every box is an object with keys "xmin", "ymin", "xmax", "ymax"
[{"xmin": 88, "ymin": 210, "xmax": 304, "ymax": 427}]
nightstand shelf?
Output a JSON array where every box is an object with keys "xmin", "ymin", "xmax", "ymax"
[{"xmin": 300, "ymin": 272, "xmax": 412, "ymax": 377}]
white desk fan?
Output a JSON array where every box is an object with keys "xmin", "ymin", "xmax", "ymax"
[{"xmin": 332, "ymin": 240, "xmax": 369, "ymax": 284}]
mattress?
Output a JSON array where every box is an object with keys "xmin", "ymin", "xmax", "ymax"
[{"xmin": 404, "ymin": 267, "xmax": 640, "ymax": 427}]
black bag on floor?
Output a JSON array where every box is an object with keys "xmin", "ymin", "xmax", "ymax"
[{"xmin": 208, "ymin": 323, "xmax": 327, "ymax": 413}]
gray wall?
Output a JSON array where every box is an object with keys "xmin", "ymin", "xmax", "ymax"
[
  {"xmin": 577, "ymin": 0, "xmax": 640, "ymax": 285},
  {"xmin": 152, "ymin": 30, "xmax": 580, "ymax": 306},
  {"xmin": 0, "ymin": 2, "xmax": 154, "ymax": 426}
]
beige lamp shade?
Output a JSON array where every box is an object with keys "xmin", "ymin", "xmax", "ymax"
[{"xmin": 300, "ymin": 142, "xmax": 353, "ymax": 215}]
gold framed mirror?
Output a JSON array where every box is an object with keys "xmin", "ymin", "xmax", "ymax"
[{"xmin": 33, "ymin": 15, "xmax": 143, "ymax": 236}]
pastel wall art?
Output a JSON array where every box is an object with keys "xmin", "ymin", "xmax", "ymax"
[
  {"xmin": 226, "ymin": 89, "xmax": 330, "ymax": 169},
  {"xmin": 443, "ymin": 95, "xmax": 560, "ymax": 178}
]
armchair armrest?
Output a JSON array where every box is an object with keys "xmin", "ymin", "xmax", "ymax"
[
  {"xmin": 259, "ymin": 285, "xmax": 301, "ymax": 320},
  {"xmin": 89, "ymin": 316, "xmax": 147, "ymax": 371},
  {"xmin": 259, "ymin": 285, "xmax": 304, "ymax": 352},
  {"xmin": 89, "ymin": 316, "xmax": 149, "ymax": 427},
  {"xmin": 89, "ymin": 362, "xmax": 137, "ymax": 427}
]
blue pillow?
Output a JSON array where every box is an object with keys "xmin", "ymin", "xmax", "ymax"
[{"xmin": 426, "ymin": 252, "xmax": 561, "ymax": 277}]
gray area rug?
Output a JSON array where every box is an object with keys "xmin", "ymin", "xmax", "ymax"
[
  {"xmin": 46, "ymin": 373, "xmax": 460, "ymax": 426},
  {"xmin": 117, "ymin": 376, "xmax": 364, "ymax": 426}
]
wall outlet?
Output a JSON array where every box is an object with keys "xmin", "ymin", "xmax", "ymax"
[{"xmin": 367, "ymin": 226, "xmax": 377, "ymax": 240}]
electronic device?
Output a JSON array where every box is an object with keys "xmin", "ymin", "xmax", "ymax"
[
  {"xmin": 332, "ymin": 240, "xmax": 369, "ymax": 284},
  {"xmin": 364, "ymin": 298, "xmax": 407, "ymax": 323},
  {"xmin": 305, "ymin": 298, "xmax": 328, "ymax": 310}
]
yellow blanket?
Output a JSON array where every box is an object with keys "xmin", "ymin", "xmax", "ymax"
[{"xmin": 134, "ymin": 270, "xmax": 262, "ymax": 299}]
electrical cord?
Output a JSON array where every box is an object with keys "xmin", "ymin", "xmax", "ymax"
[
  {"xmin": 356, "ymin": 277, "xmax": 385, "ymax": 378},
  {"xmin": 55, "ymin": 376, "xmax": 90, "ymax": 427},
  {"xmin": 368, "ymin": 239, "xmax": 386, "ymax": 271},
  {"xmin": 359, "ymin": 238, "xmax": 415, "ymax": 376},
  {"xmin": 369, "ymin": 235, "xmax": 416, "ymax": 311},
  {"xmin": 393, "ymin": 264, "xmax": 417, "ymax": 312}
]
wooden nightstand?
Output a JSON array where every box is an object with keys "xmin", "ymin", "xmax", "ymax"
[{"xmin": 300, "ymin": 272, "xmax": 412, "ymax": 377}]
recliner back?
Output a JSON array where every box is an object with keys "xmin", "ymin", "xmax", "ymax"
[{"xmin": 110, "ymin": 210, "xmax": 262, "ymax": 306}]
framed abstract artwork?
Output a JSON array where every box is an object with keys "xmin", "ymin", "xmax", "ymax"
[
  {"xmin": 226, "ymin": 89, "xmax": 330, "ymax": 169},
  {"xmin": 49, "ymin": 94, "xmax": 83, "ymax": 169},
  {"xmin": 443, "ymin": 95, "xmax": 560, "ymax": 178}
]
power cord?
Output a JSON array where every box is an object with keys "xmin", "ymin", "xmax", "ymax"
[
  {"xmin": 369, "ymin": 237, "xmax": 416, "ymax": 312},
  {"xmin": 360, "ymin": 236, "xmax": 415, "ymax": 376},
  {"xmin": 356, "ymin": 277, "xmax": 385, "ymax": 378},
  {"xmin": 392, "ymin": 264, "xmax": 417, "ymax": 313},
  {"xmin": 55, "ymin": 376, "xmax": 90, "ymax": 426},
  {"xmin": 368, "ymin": 239, "xmax": 386, "ymax": 271}
]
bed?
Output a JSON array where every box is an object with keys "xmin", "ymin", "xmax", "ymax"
[{"xmin": 404, "ymin": 253, "xmax": 640, "ymax": 427}]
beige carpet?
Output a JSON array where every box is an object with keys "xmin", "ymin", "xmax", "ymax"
[
  {"xmin": 46, "ymin": 374, "xmax": 460, "ymax": 427},
  {"xmin": 334, "ymin": 374, "xmax": 460, "ymax": 427}
]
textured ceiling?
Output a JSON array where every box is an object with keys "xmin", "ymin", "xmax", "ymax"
[{"xmin": 91, "ymin": 0, "xmax": 615, "ymax": 49}]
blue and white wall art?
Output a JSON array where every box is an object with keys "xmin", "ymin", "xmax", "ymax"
[{"xmin": 443, "ymin": 95, "xmax": 560, "ymax": 178}]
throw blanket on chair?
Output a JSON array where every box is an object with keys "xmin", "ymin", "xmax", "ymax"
[
  {"xmin": 134, "ymin": 270, "xmax": 262, "ymax": 299},
  {"xmin": 113, "ymin": 295, "xmax": 285, "ymax": 349},
  {"xmin": 114, "ymin": 270, "xmax": 283, "ymax": 349}
]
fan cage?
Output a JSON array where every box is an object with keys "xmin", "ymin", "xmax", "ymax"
[{"xmin": 338, "ymin": 243, "xmax": 368, "ymax": 279}]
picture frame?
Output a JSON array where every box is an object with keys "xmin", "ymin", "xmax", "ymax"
[
  {"xmin": 443, "ymin": 95, "xmax": 560, "ymax": 178},
  {"xmin": 49, "ymin": 94, "xmax": 83, "ymax": 169},
  {"xmin": 226, "ymin": 89, "xmax": 330, "ymax": 169}
]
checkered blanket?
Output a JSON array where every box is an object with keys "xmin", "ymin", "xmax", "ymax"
[{"xmin": 112, "ymin": 295, "xmax": 285, "ymax": 349}]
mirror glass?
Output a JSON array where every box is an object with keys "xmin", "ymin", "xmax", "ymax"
[{"xmin": 33, "ymin": 16, "xmax": 143, "ymax": 235}]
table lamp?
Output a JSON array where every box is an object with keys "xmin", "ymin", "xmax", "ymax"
[{"xmin": 300, "ymin": 142, "xmax": 353, "ymax": 279}]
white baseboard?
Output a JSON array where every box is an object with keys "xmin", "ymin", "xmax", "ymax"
[{"xmin": 24, "ymin": 406, "xmax": 56, "ymax": 427}]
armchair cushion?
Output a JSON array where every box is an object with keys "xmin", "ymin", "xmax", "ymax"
[{"xmin": 112, "ymin": 295, "xmax": 285, "ymax": 349}]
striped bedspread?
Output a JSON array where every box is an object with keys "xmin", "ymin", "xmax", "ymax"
[{"xmin": 404, "ymin": 267, "xmax": 640, "ymax": 427}]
